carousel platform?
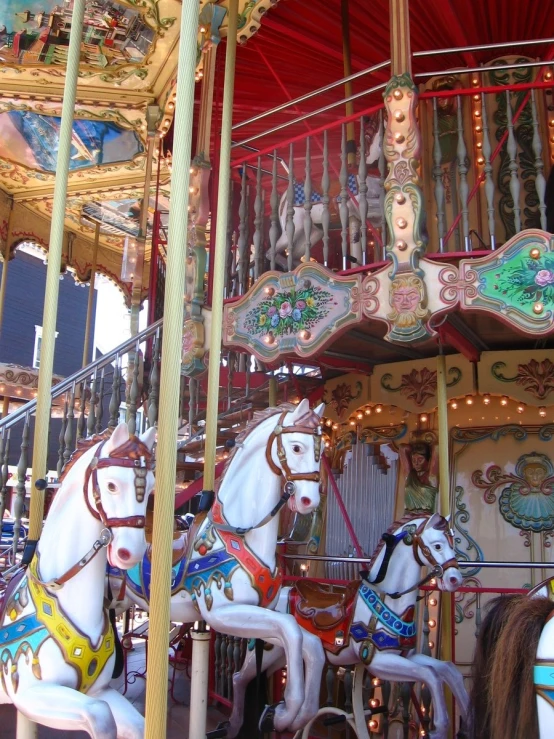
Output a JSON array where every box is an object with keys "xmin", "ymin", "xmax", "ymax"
[{"xmin": 0, "ymin": 639, "xmax": 228, "ymax": 738}]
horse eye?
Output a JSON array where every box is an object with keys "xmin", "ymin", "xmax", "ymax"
[
  {"xmin": 292, "ymin": 444, "xmax": 302, "ymax": 454},
  {"xmin": 107, "ymin": 482, "xmax": 118, "ymax": 493},
  {"xmin": 434, "ymin": 544, "xmax": 441, "ymax": 550}
]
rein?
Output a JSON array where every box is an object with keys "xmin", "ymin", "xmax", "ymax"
[
  {"xmin": 210, "ymin": 409, "xmax": 321, "ymax": 537},
  {"xmin": 31, "ymin": 438, "xmax": 154, "ymax": 590}
]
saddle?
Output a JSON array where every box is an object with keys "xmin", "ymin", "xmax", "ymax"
[
  {"xmin": 289, "ymin": 580, "xmax": 358, "ymax": 653},
  {"xmin": 144, "ymin": 503, "xmax": 190, "ymax": 567}
]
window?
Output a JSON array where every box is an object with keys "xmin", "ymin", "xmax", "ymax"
[{"xmin": 33, "ymin": 326, "xmax": 59, "ymax": 369}]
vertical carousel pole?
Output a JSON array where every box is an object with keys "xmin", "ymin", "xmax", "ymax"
[
  {"xmin": 22, "ymin": 2, "xmax": 86, "ymax": 737},
  {"xmin": 189, "ymin": 2, "xmax": 238, "ymax": 738},
  {"xmin": 142, "ymin": 1, "xmax": 199, "ymax": 738},
  {"xmin": 341, "ymin": 0, "xmax": 356, "ymax": 165},
  {"xmin": 0, "ymin": 197, "xmax": 14, "ymax": 339},
  {"xmin": 82, "ymin": 222, "xmax": 99, "ymax": 368}
]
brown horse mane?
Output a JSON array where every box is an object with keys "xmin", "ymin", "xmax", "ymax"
[
  {"xmin": 471, "ymin": 593, "xmax": 554, "ymax": 739},
  {"xmin": 58, "ymin": 430, "xmax": 112, "ymax": 483}
]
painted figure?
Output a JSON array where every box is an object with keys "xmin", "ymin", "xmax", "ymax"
[
  {"xmin": 387, "ymin": 274, "xmax": 431, "ymax": 338},
  {"xmin": 399, "ymin": 441, "xmax": 438, "ymax": 514}
]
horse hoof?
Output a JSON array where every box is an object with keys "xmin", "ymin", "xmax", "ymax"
[
  {"xmin": 206, "ymin": 721, "xmax": 230, "ymax": 738},
  {"xmin": 259, "ymin": 702, "xmax": 284, "ymax": 732}
]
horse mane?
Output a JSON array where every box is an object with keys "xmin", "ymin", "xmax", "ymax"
[
  {"xmin": 58, "ymin": 430, "xmax": 112, "ymax": 482},
  {"xmin": 487, "ymin": 594, "xmax": 554, "ymax": 739},
  {"xmin": 366, "ymin": 513, "xmax": 427, "ymax": 579}
]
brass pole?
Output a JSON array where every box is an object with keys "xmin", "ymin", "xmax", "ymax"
[
  {"xmin": 189, "ymin": 5, "xmax": 238, "ymax": 736},
  {"xmin": 389, "ymin": 0, "xmax": 412, "ymax": 77},
  {"xmin": 82, "ymin": 222, "xmax": 99, "ymax": 368},
  {"xmin": 142, "ymin": 0, "xmax": 199, "ymax": 736},
  {"xmin": 1, "ymin": 396, "xmax": 9, "ymax": 418},
  {"xmin": 20, "ymin": 2, "xmax": 86, "ymax": 738},
  {"xmin": 341, "ymin": 0, "xmax": 356, "ymax": 165},
  {"xmin": 0, "ymin": 198, "xmax": 14, "ymax": 339}
]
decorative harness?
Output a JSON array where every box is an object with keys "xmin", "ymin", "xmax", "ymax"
[
  {"xmin": 188, "ymin": 409, "xmax": 322, "ymax": 609},
  {"xmin": 0, "ymin": 436, "xmax": 153, "ymax": 694}
]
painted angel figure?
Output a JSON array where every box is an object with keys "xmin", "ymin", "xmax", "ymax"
[{"xmin": 399, "ymin": 441, "xmax": 438, "ymax": 514}]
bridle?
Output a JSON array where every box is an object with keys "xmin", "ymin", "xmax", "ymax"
[
  {"xmin": 31, "ymin": 438, "xmax": 154, "ymax": 590},
  {"xmin": 389, "ymin": 518, "xmax": 459, "ymax": 600},
  {"xmin": 210, "ymin": 409, "xmax": 322, "ymax": 536}
]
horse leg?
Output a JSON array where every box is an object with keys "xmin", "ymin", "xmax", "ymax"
[
  {"xmin": 408, "ymin": 653, "xmax": 469, "ymax": 723},
  {"xmin": 227, "ymin": 645, "xmax": 286, "ymax": 739},
  {"xmin": 205, "ymin": 604, "xmax": 307, "ymax": 732},
  {"xmin": 368, "ymin": 652, "xmax": 450, "ymax": 739},
  {"xmin": 88, "ymin": 685, "xmax": 144, "ymax": 739},
  {"xmin": 289, "ymin": 630, "xmax": 326, "ymax": 731},
  {"xmin": 12, "ymin": 684, "xmax": 117, "ymax": 738}
]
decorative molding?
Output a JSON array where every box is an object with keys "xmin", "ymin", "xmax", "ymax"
[
  {"xmin": 359, "ymin": 424, "xmax": 408, "ymax": 443},
  {"xmin": 181, "ymin": 318, "xmax": 208, "ymax": 377},
  {"xmin": 223, "ymin": 263, "xmax": 361, "ymax": 362},
  {"xmin": 458, "ymin": 229, "xmax": 554, "ymax": 335},
  {"xmin": 323, "ymin": 381, "xmax": 362, "ymax": 419},
  {"xmin": 380, "ymin": 365, "xmax": 461, "ymax": 407}
]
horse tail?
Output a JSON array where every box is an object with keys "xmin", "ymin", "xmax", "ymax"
[{"xmin": 480, "ymin": 594, "xmax": 553, "ymax": 739}]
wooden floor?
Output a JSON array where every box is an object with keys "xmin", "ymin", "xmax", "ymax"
[{"xmin": 0, "ymin": 641, "xmax": 228, "ymax": 738}]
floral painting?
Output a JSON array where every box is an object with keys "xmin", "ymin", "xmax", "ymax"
[
  {"xmin": 491, "ymin": 251, "xmax": 554, "ymax": 309},
  {"xmin": 243, "ymin": 283, "xmax": 333, "ymax": 339}
]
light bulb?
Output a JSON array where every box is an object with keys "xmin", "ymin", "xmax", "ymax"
[
  {"xmin": 500, "ymin": 396, "xmax": 509, "ymax": 406},
  {"xmin": 483, "ymin": 394, "xmax": 491, "ymax": 405}
]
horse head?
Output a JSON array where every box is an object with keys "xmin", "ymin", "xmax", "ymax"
[
  {"xmin": 90, "ymin": 422, "xmax": 156, "ymax": 570},
  {"xmin": 409, "ymin": 512, "xmax": 462, "ymax": 592},
  {"xmin": 364, "ymin": 114, "xmax": 382, "ymax": 167},
  {"xmin": 267, "ymin": 399, "xmax": 324, "ymax": 516}
]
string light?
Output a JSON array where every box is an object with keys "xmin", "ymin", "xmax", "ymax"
[
  {"xmin": 465, "ymin": 395, "xmax": 474, "ymax": 405},
  {"xmin": 419, "ymin": 413, "xmax": 428, "ymax": 423},
  {"xmin": 482, "ymin": 394, "xmax": 491, "ymax": 405},
  {"xmin": 517, "ymin": 402, "xmax": 525, "ymax": 414},
  {"xmin": 500, "ymin": 396, "xmax": 509, "ymax": 406},
  {"xmin": 539, "ymin": 407, "xmax": 547, "ymax": 418},
  {"xmin": 374, "ymin": 404, "xmax": 383, "ymax": 414},
  {"xmin": 450, "ymin": 399, "xmax": 458, "ymax": 410},
  {"xmin": 369, "ymin": 719, "xmax": 379, "ymax": 731}
]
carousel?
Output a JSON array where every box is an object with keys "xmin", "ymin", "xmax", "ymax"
[{"xmin": 1, "ymin": 1, "xmax": 554, "ymax": 738}]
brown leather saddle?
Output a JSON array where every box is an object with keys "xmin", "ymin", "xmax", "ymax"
[
  {"xmin": 293, "ymin": 579, "xmax": 359, "ymax": 629},
  {"xmin": 144, "ymin": 503, "xmax": 189, "ymax": 567}
]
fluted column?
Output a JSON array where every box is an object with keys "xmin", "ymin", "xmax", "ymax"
[{"xmin": 143, "ymin": 0, "xmax": 202, "ymax": 736}]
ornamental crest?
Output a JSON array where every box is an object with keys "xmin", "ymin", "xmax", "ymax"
[{"xmin": 473, "ymin": 452, "xmax": 554, "ymax": 532}]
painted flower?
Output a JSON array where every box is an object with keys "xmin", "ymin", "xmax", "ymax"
[
  {"xmin": 296, "ymin": 300, "xmax": 306, "ymax": 310},
  {"xmin": 267, "ymin": 306, "xmax": 277, "ymax": 317},
  {"xmin": 279, "ymin": 301, "xmax": 293, "ymax": 318},
  {"xmin": 306, "ymin": 297, "xmax": 315, "ymax": 308},
  {"xmin": 292, "ymin": 308, "xmax": 302, "ymax": 321},
  {"xmin": 535, "ymin": 269, "xmax": 554, "ymax": 287},
  {"xmin": 271, "ymin": 314, "xmax": 280, "ymax": 328},
  {"xmin": 259, "ymin": 314, "xmax": 267, "ymax": 326}
]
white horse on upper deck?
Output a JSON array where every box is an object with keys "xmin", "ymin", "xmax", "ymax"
[{"xmin": 0, "ymin": 423, "xmax": 156, "ymax": 738}]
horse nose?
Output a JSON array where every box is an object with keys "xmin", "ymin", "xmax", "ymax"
[
  {"xmin": 117, "ymin": 548, "xmax": 132, "ymax": 562},
  {"xmin": 449, "ymin": 574, "xmax": 459, "ymax": 586},
  {"xmin": 300, "ymin": 496, "xmax": 311, "ymax": 507}
]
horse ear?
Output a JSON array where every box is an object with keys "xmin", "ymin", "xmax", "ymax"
[
  {"xmin": 313, "ymin": 402, "xmax": 325, "ymax": 418},
  {"xmin": 139, "ymin": 426, "xmax": 156, "ymax": 452},
  {"xmin": 424, "ymin": 512, "xmax": 444, "ymax": 530},
  {"xmin": 290, "ymin": 398, "xmax": 310, "ymax": 421},
  {"xmin": 105, "ymin": 422, "xmax": 130, "ymax": 454}
]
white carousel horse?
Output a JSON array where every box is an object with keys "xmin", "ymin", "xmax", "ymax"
[
  {"xmin": 469, "ymin": 574, "xmax": 554, "ymax": 739},
  {"xmin": 272, "ymin": 122, "xmax": 383, "ymax": 271},
  {"xmin": 0, "ymin": 422, "xmax": 156, "ymax": 738},
  {"xmin": 108, "ymin": 400, "xmax": 327, "ymax": 734},
  {"xmin": 228, "ymin": 513, "xmax": 468, "ymax": 739}
]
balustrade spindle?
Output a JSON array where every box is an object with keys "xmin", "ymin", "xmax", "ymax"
[
  {"xmin": 325, "ymin": 664, "xmax": 336, "ymax": 706},
  {"xmin": 108, "ymin": 361, "xmax": 121, "ymax": 429},
  {"xmin": 77, "ymin": 381, "xmax": 87, "ymax": 441},
  {"xmin": 253, "ymin": 157, "xmax": 263, "ymax": 280},
  {"xmin": 214, "ymin": 632, "xmax": 221, "ymax": 695},
  {"xmin": 95, "ymin": 368, "xmax": 105, "ymax": 434},
  {"xmin": 303, "ymin": 137, "xmax": 313, "ymax": 263},
  {"xmin": 0, "ymin": 429, "xmax": 9, "ymax": 530},
  {"xmin": 531, "ymin": 89, "xmax": 547, "ymax": 230},
  {"xmin": 147, "ymin": 333, "xmax": 160, "ymax": 428},
  {"xmin": 339, "ymin": 123, "xmax": 349, "ymax": 270},
  {"xmin": 344, "ymin": 666, "xmax": 353, "ymax": 738},
  {"xmin": 226, "ymin": 634, "xmax": 234, "ymax": 698},
  {"xmin": 456, "ymin": 95, "xmax": 470, "ymax": 251},
  {"xmin": 233, "ymin": 637, "xmax": 241, "ymax": 691},
  {"xmin": 87, "ymin": 371, "xmax": 97, "ymax": 439},
  {"xmin": 321, "ymin": 131, "xmax": 330, "ymax": 267},
  {"xmin": 286, "ymin": 143, "xmax": 295, "ymax": 272},
  {"xmin": 481, "ymin": 93, "xmax": 496, "ymax": 250},
  {"xmin": 127, "ymin": 346, "xmax": 141, "ymax": 435},
  {"xmin": 237, "ymin": 165, "xmax": 248, "ymax": 293},
  {"xmin": 63, "ymin": 384, "xmax": 76, "ymax": 466},
  {"xmin": 506, "ymin": 90, "xmax": 521, "ymax": 233},
  {"xmin": 269, "ymin": 151, "xmax": 279, "ymax": 272},
  {"xmin": 219, "ymin": 634, "xmax": 228, "ymax": 696},
  {"xmin": 13, "ymin": 413, "xmax": 30, "ymax": 554},
  {"xmin": 57, "ymin": 395, "xmax": 68, "ymax": 478},
  {"xmin": 432, "ymin": 98, "xmax": 446, "ymax": 252},
  {"xmin": 358, "ymin": 117, "xmax": 368, "ymax": 264},
  {"xmin": 381, "ymin": 680, "xmax": 391, "ymax": 738},
  {"xmin": 377, "ymin": 109, "xmax": 387, "ymax": 259},
  {"xmin": 400, "ymin": 682, "xmax": 412, "ymax": 739}
]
